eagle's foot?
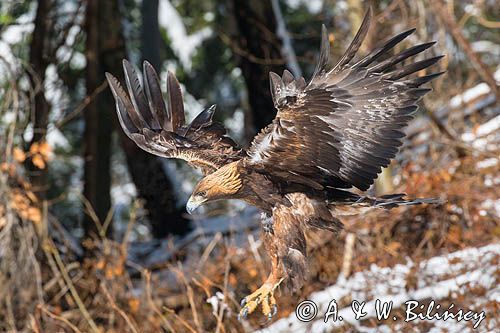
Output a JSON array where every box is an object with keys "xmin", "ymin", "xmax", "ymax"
[{"xmin": 238, "ymin": 282, "xmax": 279, "ymax": 321}]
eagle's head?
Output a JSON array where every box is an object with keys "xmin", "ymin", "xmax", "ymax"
[{"xmin": 186, "ymin": 162, "xmax": 242, "ymax": 214}]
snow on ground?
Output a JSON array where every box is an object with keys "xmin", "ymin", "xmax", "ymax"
[
  {"xmin": 128, "ymin": 206, "xmax": 260, "ymax": 267},
  {"xmin": 435, "ymin": 66, "xmax": 500, "ymax": 121},
  {"xmin": 460, "ymin": 113, "xmax": 500, "ymax": 152},
  {"xmin": 449, "ymin": 83, "xmax": 491, "ymax": 109},
  {"xmin": 257, "ymin": 243, "xmax": 499, "ymax": 333}
]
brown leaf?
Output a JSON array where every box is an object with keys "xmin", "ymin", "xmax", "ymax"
[
  {"xmin": 447, "ymin": 225, "xmax": 462, "ymax": 244},
  {"xmin": 29, "ymin": 142, "xmax": 39, "ymax": 154},
  {"xmin": 38, "ymin": 141, "xmax": 52, "ymax": 159},
  {"xmin": 32, "ymin": 154, "xmax": 46, "ymax": 169},
  {"xmin": 0, "ymin": 162, "xmax": 15, "ymax": 175},
  {"xmin": 128, "ymin": 298, "xmax": 140, "ymax": 313},
  {"xmin": 13, "ymin": 147, "xmax": 26, "ymax": 162},
  {"xmin": 105, "ymin": 268, "xmax": 114, "ymax": 279},
  {"xmin": 25, "ymin": 190, "xmax": 38, "ymax": 203},
  {"xmin": 27, "ymin": 207, "xmax": 42, "ymax": 224},
  {"xmin": 113, "ymin": 265, "xmax": 124, "ymax": 276},
  {"xmin": 384, "ymin": 241, "xmax": 402, "ymax": 257},
  {"xmin": 12, "ymin": 192, "xmax": 30, "ymax": 211},
  {"xmin": 95, "ymin": 260, "xmax": 105, "ymax": 270},
  {"xmin": 249, "ymin": 268, "xmax": 258, "ymax": 277}
]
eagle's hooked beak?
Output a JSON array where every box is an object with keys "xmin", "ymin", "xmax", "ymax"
[{"xmin": 186, "ymin": 195, "xmax": 205, "ymax": 214}]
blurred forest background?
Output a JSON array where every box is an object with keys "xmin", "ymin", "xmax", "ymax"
[{"xmin": 0, "ymin": 0, "xmax": 498, "ymax": 332}]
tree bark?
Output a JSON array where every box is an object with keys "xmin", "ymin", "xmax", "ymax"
[
  {"xmin": 83, "ymin": 0, "xmax": 123, "ymax": 239},
  {"xmin": 120, "ymin": 142, "xmax": 190, "ymax": 237},
  {"xmin": 115, "ymin": 0, "xmax": 190, "ymax": 238},
  {"xmin": 227, "ymin": 0, "xmax": 286, "ymax": 139},
  {"xmin": 26, "ymin": 0, "xmax": 52, "ymax": 200},
  {"xmin": 141, "ymin": 0, "xmax": 161, "ymax": 71},
  {"xmin": 84, "ymin": 0, "xmax": 189, "ymax": 239}
]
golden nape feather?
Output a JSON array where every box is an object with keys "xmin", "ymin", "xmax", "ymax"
[
  {"xmin": 195, "ymin": 162, "xmax": 243, "ymax": 199},
  {"xmin": 107, "ymin": 7, "xmax": 444, "ymax": 322}
]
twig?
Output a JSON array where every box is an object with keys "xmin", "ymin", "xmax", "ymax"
[
  {"xmin": 217, "ymin": 29, "xmax": 286, "ymax": 66},
  {"xmin": 431, "ymin": 0, "xmax": 500, "ymax": 102},
  {"xmin": 425, "ymin": 108, "xmax": 467, "ymax": 157},
  {"xmin": 38, "ymin": 305, "xmax": 83, "ymax": 333},
  {"xmin": 248, "ymin": 234, "xmax": 266, "ymax": 279},
  {"xmin": 51, "ymin": 270, "xmax": 84, "ymax": 304},
  {"xmin": 29, "ymin": 314, "xmax": 42, "ymax": 333},
  {"xmin": 49, "ymin": 240, "xmax": 100, "ymax": 333},
  {"xmin": 214, "ymin": 258, "xmax": 231, "ymax": 333},
  {"xmin": 198, "ymin": 232, "xmax": 222, "ymax": 269},
  {"xmin": 341, "ymin": 233, "xmax": 356, "ymax": 279},
  {"xmin": 475, "ymin": 15, "xmax": 500, "ymax": 29},
  {"xmin": 4, "ymin": 294, "xmax": 16, "ymax": 332},
  {"xmin": 144, "ymin": 270, "xmax": 176, "ymax": 332},
  {"xmin": 100, "ymin": 206, "xmax": 115, "ymax": 238},
  {"xmin": 52, "ymin": 80, "xmax": 108, "ymax": 131},
  {"xmin": 42, "ymin": 246, "xmax": 76, "ymax": 307},
  {"xmin": 174, "ymin": 263, "xmax": 203, "ymax": 332},
  {"xmin": 76, "ymin": 192, "xmax": 103, "ymax": 236},
  {"xmin": 101, "ymin": 283, "xmax": 139, "ymax": 333},
  {"xmin": 162, "ymin": 307, "xmax": 198, "ymax": 333}
]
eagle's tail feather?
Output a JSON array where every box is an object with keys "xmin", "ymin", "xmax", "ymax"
[
  {"xmin": 327, "ymin": 189, "xmax": 443, "ymax": 216},
  {"xmin": 371, "ymin": 194, "xmax": 444, "ymax": 209}
]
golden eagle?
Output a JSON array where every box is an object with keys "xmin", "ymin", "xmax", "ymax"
[{"xmin": 106, "ymin": 8, "xmax": 443, "ymax": 320}]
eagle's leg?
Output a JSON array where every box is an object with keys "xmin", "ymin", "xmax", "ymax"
[
  {"xmin": 239, "ymin": 202, "xmax": 307, "ymax": 320},
  {"xmin": 239, "ymin": 218, "xmax": 285, "ymax": 320},
  {"xmin": 238, "ymin": 267, "xmax": 283, "ymax": 320}
]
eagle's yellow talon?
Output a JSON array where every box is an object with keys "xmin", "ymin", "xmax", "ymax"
[
  {"xmin": 261, "ymin": 295, "xmax": 271, "ymax": 317},
  {"xmin": 238, "ymin": 282, "xmax": 279, "ymax": 320}
]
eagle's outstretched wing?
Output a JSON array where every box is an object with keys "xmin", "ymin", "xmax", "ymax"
[
  {"xmin": 247, "ymin": 8, "xmax": 444, "ymax": 190},
  {"xmin": 106, "ymin": 60, "xmax": 243, "ymax": 175}
]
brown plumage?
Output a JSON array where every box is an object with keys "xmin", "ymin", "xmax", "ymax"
[{"xmin": 106, "ymin": 7, "xmax": 444, "ymax": 320}]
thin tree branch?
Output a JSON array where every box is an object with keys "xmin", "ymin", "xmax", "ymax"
[{"xmin": 431, "ymin": 0, "xmax": 499, "ymax": 101}]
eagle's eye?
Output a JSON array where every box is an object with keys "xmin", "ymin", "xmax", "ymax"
[{"xmin": 197, "ymin": 191, "xmax": 207, "ymax": 198}]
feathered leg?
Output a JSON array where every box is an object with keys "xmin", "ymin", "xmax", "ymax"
[{"xmin": 239, "ymin": 205, "xmax": 307, "ymax": 320}]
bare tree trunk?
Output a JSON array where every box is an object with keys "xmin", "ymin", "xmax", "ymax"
[
  {"xmin": 227, "ymin": 0, "xmax": 286, "ymax": 139},
  {"xmin": 114, "ymin": 0, "xmax": 190, "ymax": 238},
  {"xmin": 141, "ymin": 0, "xmax": 161, "ymax": 71},
  {"xmin": 84, "ymin": 0, "xmax": 189, "ymax": 240},
  {"xmin": 26, "ymin": 0, "xmax": 52, "ymax": 200},
  {"xmin": 83, "ymin": 0, "xmax": 122, "ymax": 239},
  {"xmin": 119, "ymin": 145, "xmax": 190, "ymax": 237}
]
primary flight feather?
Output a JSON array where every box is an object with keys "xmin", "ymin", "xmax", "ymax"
[{"xmin": 106, "ymin": 7, "xmax": 443, "ymax": 320}]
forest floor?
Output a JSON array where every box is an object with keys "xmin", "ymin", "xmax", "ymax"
[{"xmin": 1, "ymin": 79, "xmax": 499, "ymax": 332}]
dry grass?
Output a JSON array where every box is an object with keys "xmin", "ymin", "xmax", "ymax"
[{"xmin": 0, "ymin": 115, "xmax": 498, "ymax": 332}]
